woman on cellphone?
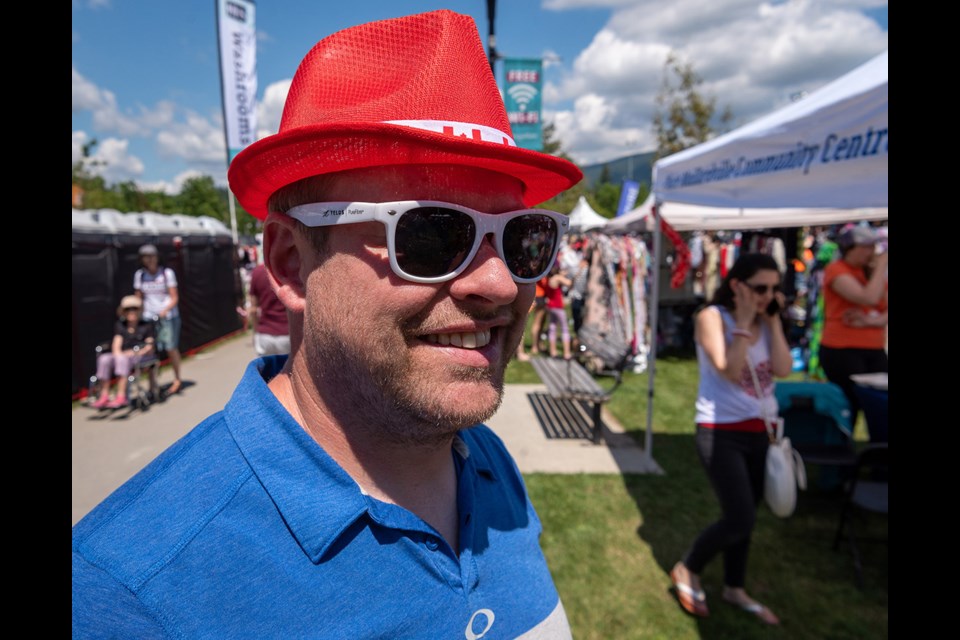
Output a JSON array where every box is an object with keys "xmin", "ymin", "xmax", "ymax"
[{"xmin": 670, "ymin": 253, "xmax": 792, "ymax": 625}]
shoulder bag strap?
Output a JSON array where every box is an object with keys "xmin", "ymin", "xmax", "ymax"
[{"xmin": 745, "ymin": 353, "xmax": 778, "ymax": 443}]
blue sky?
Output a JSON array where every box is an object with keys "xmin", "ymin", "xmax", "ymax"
[{"xmin": 72, "ymin": 1, "xmax": 888, "ymax": 195}]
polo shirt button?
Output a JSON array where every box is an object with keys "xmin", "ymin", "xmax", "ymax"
[{"xmin": 425, "ymin": 537, "xmax": 439, "ymax": 551}]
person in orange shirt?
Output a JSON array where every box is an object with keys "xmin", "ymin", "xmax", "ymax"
[{"xmin": 818, "ymin": 225, "xmax": 888, "ymax": 427}]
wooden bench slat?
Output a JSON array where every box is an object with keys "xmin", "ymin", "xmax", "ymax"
[
  {"xmin": 531, "ymin": 357, "xmax": 607, "ymax": 400},
  {"xmin": 528, "ymin": 328, "xmax": 632, "ymax": 445}
]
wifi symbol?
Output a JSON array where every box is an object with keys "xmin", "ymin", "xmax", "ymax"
[{"xmin": 507, "ymin": 83, "xmax": 538, "ymax": 111}]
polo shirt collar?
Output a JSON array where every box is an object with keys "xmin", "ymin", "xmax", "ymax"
[{"xmin": 222, "ymin": 356, "xmax": 497, "ymax": 563}]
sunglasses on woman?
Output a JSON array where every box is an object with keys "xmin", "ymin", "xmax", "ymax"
[
  {"xmin": 286, "ymin": 201, "xmax": 569, "ymax": 284},
  {"xmin": 746, "ymin": 283, "xmax": 781, "ymax": 295}
]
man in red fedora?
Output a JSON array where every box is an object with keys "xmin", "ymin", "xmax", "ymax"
[{"xmin": 73, "ymin": 10, "xmax": 583, "ymax": 638}]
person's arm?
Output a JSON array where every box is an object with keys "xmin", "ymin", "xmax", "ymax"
[
  {"xmin": 111, "ymin": 333, "xmax": 124, "ymax": 357},
  {"xmin": 548, "ymin": 272, "xmax": 572, "ymax": 289},
  {"xmin": 157, "ymin": 268, "xmax": 179, "ymax": 319},
  {"xmin": 842, "ymin": 306, "xmax": 888, "ymax": 328},
  {"xmin": 765, "ymin": 294, "xmax": 793, "ymax": 378},
  {"xmin": 137, "ymin": 330, "xmax": 156, "ymax": 357},
  {"xmin": 158, "ymin": 286, "xmax": 179, "ymax": 319},
  {"xmin": 133, "ymin": 270, "xmax": 144, "ymax": 302},
  {"xmin": 696, "ymin": 281, "xmax": 764, "ymax": 383},
  {"xmin": 248, "ymin": 293, "xmax": 261, "ymax": 331},
  {"xmin": 830, "ymin": 253, "xmax": 887, "ymax": 306},
  {"xmin": 695, "ymin": 306, "xmax": 751, "ymax": 383}
]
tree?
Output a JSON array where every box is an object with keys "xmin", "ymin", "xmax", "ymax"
[
  {"xmin": 541, "ymin": 121, "xmax": 574, "ymax": 162},
  {"xmin": 232, "ymin": 200, "xmax": 261, "ymax": 238},
  {"xmin": 598, "ymin": 164, "xmax": 611, "ymax": 185},
  {"xmin": 72, "ymin": 138, "xmax": 111, "ymax": 209},
  {"xmin": 652, "ymin": 52, "xmax": 733, "ymax": 160},
  {"xmin": 593, "ymin": 182, "xmax": 619, "ymax": 218},
  {"xmin": 636, "ymin": 181, "xmax": 650, "ymax": 208},
  {"xmin": 176, "ymin": 176, "xmax": 226, "ymax": 221}
]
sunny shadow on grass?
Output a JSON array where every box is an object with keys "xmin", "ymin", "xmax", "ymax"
[{"xmin": 507, "ymin": 351, "xmax": 887, "ymax": 640}]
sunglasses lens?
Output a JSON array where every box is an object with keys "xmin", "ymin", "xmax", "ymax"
[
  {"xmin": 751, "ymin": 284, "xmax": 780, "ymax": 294},
  {"xmin": 394, "ymin": 208, "xmax": 476, "ymax": 278},
  {"xmin": 503, "ymin": 214, "xmax": 559, "ymax": 280}
]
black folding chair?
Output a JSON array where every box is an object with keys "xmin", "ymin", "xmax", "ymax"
[{"xmin": 832, "ymin": 443, "xmax": 888, "ymax": 588}]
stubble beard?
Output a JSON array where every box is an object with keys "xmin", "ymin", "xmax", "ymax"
[{"xmin": 302, "ymin": 304, "xmax": 520, "ymax": 448}]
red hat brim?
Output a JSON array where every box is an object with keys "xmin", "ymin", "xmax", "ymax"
[{"xmin": 228, "ymin": 122, "xmax": 584, "ymax": 220}]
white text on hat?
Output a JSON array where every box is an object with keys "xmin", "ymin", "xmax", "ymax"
[{"xmin": 385, "ymin": 120, "xmax": 516, "ymax": 147}]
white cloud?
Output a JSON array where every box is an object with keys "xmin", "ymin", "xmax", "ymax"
[
  {"xmin": 72, "ymin": 131, "xmax": 91, "ymax": 165},
  {"xmin": 74, "ymin": 135, "xmax": 145, "ymax": 184},
  {"xmin": 156, "ymin": 110, "xmax": 226, "ymax": 165},
  {"xmin": 547, "ymin": 0, "xmax": 887, "ymax": 165},
  {"xmin": 256, "ymin": 79, "xmax": 292, "ymax": 139},
  {"xmin": 74, "ymin": 65, "xmax": 229, "ymax": 190},
  {"xmin": 73, "ymin": 66, "xmax": 154, "ymax": 137},
  {"xmin": 136, "ymin": 169, "xmax": 215, "ymax": 197},
  {"xmin": 548, "ymin": 93, "xmax": 654, "ymax": 165},
  {"xmin": 544, "ymin": 0, "xmax": 637, "ymax": 8},
  {"xmin": 72, "ymin": 67, "xmax": 105, "ymax": 112},
  {"xmin": 72, "ymin": 0, "xmax": 886, "ymax": 189}
]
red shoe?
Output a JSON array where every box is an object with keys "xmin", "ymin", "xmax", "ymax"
[
  {"xmin": 91, "ymin": 396, "xmax": 111, "ymax": 409},
  {"xmin": 106, "ymin": 395, "xmax": 129, "ymax": 409}
]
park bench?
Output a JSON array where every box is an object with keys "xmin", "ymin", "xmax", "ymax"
[{"xmin": 529, "ymin": 325, "xmax": 633, "ymax": 444}]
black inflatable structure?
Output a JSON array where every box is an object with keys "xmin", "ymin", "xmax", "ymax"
[{"xmin": 72, "ymin": 209, "xmax": 244, "ymax": 396}]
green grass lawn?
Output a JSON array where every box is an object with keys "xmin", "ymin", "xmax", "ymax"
[{"xmin": 505, "ymin": 351, "xmax": 887, "ymax": 639}]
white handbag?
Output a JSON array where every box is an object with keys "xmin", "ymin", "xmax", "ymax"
[{"xmin": 747, "ymin": 355, "xmax": 807, "ymax": 518}]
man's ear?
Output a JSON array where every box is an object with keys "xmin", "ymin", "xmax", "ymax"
[{"xmin": 262, "ymin": 213, "xmax": 309, "ymax": 314}]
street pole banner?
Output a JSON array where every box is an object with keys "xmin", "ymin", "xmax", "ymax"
[
  {"xmin": 216, "ymin": 0, "xmax": 257, "ymax": 165},
  {"xmin": 503, "ymin": 58, "xmax": 542, "ymax": 151},
  {"xmin": 616, "ymin": 180, "xmax": 640, "ymax": 217}
]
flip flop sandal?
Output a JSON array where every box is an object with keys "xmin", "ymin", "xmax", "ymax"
[
  {"xmin": 723, "ymin": 598, "xmax": 780, "ymax": 625},
  {"xmin": 671, "ymin": 566, "xmax": 709, "ymax": 617}
]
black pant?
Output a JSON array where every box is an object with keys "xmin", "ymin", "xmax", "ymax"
[
  {"xmin": 818, "ymin": 346, "xmax": 888, "ymax": 427},
  {"xmin": 684, "ymin": 426, "xmax": 768, "ymax": 588},
  {"xmin": 571, "ymin": 298, "xmax": 584, "ymax": 335}
]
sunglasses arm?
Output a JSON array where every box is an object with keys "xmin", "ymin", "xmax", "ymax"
[{"xmin": 285, "ymin": 202, "xmax": 380, "ymax": 228}]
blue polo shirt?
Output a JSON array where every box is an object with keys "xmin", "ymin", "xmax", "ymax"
[{"xmin": 73, "ymin": 356, "xmax": 571, "ymax": 639}]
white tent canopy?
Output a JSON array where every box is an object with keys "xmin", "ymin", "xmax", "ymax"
[
  {"xmin": 605, "ymin": 193, "xmax": 888, "ymax": 233},
  {"xmin": 652, "ymin": 50, "xmax": 888, "ymax": 209},
  {"xmin": 628, "ymin": 51, "xmax": 888, "ymax": 467},
  {"xmin": 566, "ymin": 196, "xmax": 610, "ymax": 232}
]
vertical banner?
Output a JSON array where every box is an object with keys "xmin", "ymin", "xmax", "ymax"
[
  {"xmin": 616, "ymin": 180, "xmax": 640, "ymax": 217},
  {"xmin": 503, "ymin": 58, "xmax": 542, "ymax": 151},
  {"xmin": 216, "ymin": 0, "xmax": 257, "ymax": 165}
]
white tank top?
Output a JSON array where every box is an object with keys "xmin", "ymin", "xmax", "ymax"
[{"xmin": 694, "ymin": 306, "xmax": 779, "ymax": 424}]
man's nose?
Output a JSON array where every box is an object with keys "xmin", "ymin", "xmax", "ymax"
[{"xmin": 447, "ymin": 233, "xmax": 518, "ymax": 305}]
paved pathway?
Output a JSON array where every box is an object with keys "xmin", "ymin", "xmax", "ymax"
[{"xmin": 73, "ymin": 334, "xmax": 660, "ymax": 525}]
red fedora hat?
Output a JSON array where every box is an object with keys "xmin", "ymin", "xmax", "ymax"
[{"xmin": 228, "ymin": 10, "xmax": 583, "ymax": 220}]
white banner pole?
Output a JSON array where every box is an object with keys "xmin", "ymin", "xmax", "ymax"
[{"xmin": 215, "ymin": 0, "xmax": 257, "ymax": 244}]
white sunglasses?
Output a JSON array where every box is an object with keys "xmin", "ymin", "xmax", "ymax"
[{"xmin": 286, "ymin": 201, "xmax": 569, "ymax": 284}]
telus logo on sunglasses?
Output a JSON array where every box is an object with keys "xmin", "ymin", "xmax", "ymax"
[{"xmin": 320, "ymin": 208, "xmax": 366, "ymax": 218}]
